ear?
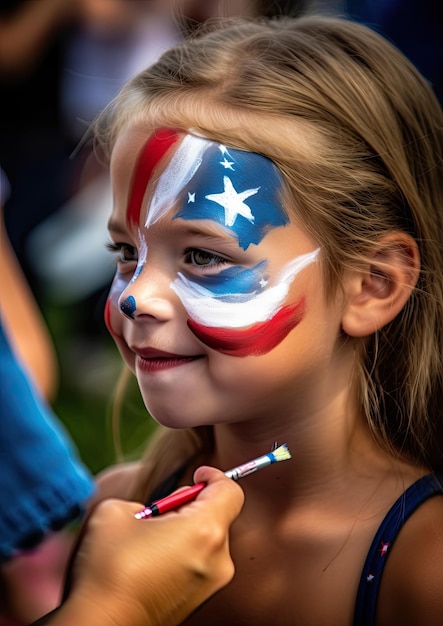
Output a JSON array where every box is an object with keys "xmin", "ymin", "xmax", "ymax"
[{"xmin": 341, "ymin": 232, "xmax": 420, "ymax": 338}]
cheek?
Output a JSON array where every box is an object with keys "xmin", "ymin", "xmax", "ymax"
[
  {"xmin": 176, "ymin": 250, "xmax": 320, "ymax": 357},
  {"xmin": 104, "ymin": 273, "xmax": 129, "ymax": 339},
  {"xmin": 188, "ymin": 299, "xmax": 305, "ymax": 357}
]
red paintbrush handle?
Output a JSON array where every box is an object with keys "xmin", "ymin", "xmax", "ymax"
[{"xmin": 149, "ymin": 482, "xmax": 206, "ymax": 516}]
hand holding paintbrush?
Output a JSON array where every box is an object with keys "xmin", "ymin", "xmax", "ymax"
[
  {"xmin": 135, "ymin": 443, "xmax": 292, "ymax": 519},
  {"xmin": 31, "ymin": 466, "xmax": 245, "ymax": 626}
]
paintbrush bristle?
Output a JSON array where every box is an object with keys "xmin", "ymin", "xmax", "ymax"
[{"xmin": 273, "ymin": 443, "xmax": 291, "ymax": 462}]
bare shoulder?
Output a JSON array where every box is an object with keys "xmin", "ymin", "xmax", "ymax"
[{"xmin": 378, "ymin": 492, "xmax": 443, "ymax": 626}]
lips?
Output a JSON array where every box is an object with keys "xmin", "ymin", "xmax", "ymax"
[{"xmin": 133, "ymin": 347, "xmax": 203, "ymax": 372}]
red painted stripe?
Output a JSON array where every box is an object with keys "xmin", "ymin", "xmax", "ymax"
[
  {"xmin": 104, "ymin": 298, "xmax": 122, "ymax": 339},
  {"xmin": 104, "ymin": 298, "xmax": 114, "ymax": 334},
  {"xmin": 126, "ymin": 128, "xmax": 180, "ymax": 227},
  {"xmin": 187, "ymin": 300, "xmax": 305, "ymax": 357}
]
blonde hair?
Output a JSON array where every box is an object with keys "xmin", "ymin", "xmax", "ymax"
[{"xmin": 97, "ymin": 16, "xmax": 443, "ymax": 497}]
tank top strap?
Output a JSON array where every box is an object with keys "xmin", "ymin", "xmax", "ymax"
[{"xmin": 353, "ymin": 473, "xmax": 443, "ymax": 626}]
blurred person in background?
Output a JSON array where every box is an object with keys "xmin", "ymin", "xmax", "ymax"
[
  {"xmin": 0, "ymin": 0, "xmax": 130, "ymax": 297},
  {"xmin": 315, "ymin": 0, "xmax": 442, "ymax": 103}
]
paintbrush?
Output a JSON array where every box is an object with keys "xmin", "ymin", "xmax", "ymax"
[{"xmin": 135, "ymin": 442, "xmax": 292, "ymax": 519}]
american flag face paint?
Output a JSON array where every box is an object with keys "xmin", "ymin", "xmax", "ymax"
[
  {"xmin": 126, "ymin": 128, "xmax": 180, "ymax": 228},
  {"xmin": 171, "ymin": 249, "xmax": 319, "ymax": 356},
  {"xmin": 105, "ymin": 234, "xmax": 147, "ymax": 337},
  {"xmin": 105, "ymin": 273, "xmax": 128, "ymax": 338},
  {"xmin": 149, "ymin": 133, "xmax": 289, "ymax": 249},
  {"xmin": 106, "ymin": 128, "xmax": 320, "ymax": 358}
]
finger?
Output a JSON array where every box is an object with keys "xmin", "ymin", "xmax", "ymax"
[
  {"xmin": 193, "ymin": 466, "xmax": 245, "ymax": 520},
  {"xmin": 193, "ymin": 465, "xmax": 226, "ymax": 484}
]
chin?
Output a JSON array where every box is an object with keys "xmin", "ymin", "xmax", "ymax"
[{"xmin": 143, "ymin": 401, "xmax": 197, "ymax": 430}]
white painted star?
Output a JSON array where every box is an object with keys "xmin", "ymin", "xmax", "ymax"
[
  {"xmin": 220, "ymin": 157, "xmax": 234, "ymax": 170},
  {"xmin": 206, "ymin": 176, "xmax": 259, "ymax": 227},
  {"xmin": 188, "ymin": 192, "xmax": 195, "ymax": 203},
  {"xmin": 259, "ymin": 278, "xmax": 268, "ymax": 288},
  {"xmin": 367, "ymin": 574, "xmax": 375, "ymax": 583}
]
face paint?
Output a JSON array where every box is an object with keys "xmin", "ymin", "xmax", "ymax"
[
  {"xmin": 187, "ymin": 301, "xmax": 305, "ymax": 357},
  {"xmin": 105, "ymin": 229, "xmax": 148, "ymax": 326},
  {"xmin": 171, "ymin": 249, "xmax": 319, "ymax": 328},
  {"xmin": 120, "ymin": 295, "xmax": 137, "ymax": 319},
  {"xmin": 126, "ymin": 129, "xmax": 180, "ymax": 228},
  {"xmin": 105, "ymin": 272, "xmax": 129, "ymax": 338},
  {"xmin": 109, "ymin": 127, "xmax": 320, "ymax": 359},
  {"xmin": 150, "ymin": 133, "xmax": 289, "ymax": 250},
  {"xmin": 171, "ymin": 249, "xmax": 319, "ymax": 356},
  {"xmin": 185, "ymin": 261, "xmax": 269, "ymax": 301},
  {"xmin": 104, "ymin": 299, "xmax": 114, "ymax": 335},
  {"xmin": 146, "ymin": 134, "xmax": 209, "ymax": 228}
]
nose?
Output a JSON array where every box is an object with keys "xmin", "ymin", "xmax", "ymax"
[{"xmin": 118, "ymin": 265, "xmax": 176, "ymax": 322}]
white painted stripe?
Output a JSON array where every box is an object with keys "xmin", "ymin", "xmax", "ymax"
[
  {"xmin": 170, "ymin": 248, "xmax": 320, "ymax": 328},
  {"xmin": 146, "ymin": 135, "xmax": 211, "ymax": 227}
]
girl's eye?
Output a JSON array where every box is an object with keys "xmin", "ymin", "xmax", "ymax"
[
  {"xmin": 184, "ymin": 248, "xmax": 228, "ymax": 268},
  {"xmin": 106, "ymin": 242, "xmax": 138, "ymax": 264}
]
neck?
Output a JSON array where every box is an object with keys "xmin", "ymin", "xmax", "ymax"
[{"xmin": 209, "ymin": 392, "xmax": 418, "ymax": 513}]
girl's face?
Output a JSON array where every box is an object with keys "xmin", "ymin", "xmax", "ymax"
[{"xmin": 107, "ymin": 125, "xmax": 344, "ymax": 429}]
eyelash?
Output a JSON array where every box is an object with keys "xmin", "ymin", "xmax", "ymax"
[
  {"xmin": 106, "ymin": 242, "xmax": 229, "ymax": 269},
  {"xmin": 106, "ymin": 241, "xmax": 138, "ymax": 263},
  {"xmin": 183, "ymin": 247, "xmax": 229, "ymax": 268}
]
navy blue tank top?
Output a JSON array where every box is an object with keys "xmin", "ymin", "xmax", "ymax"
[{"xmin": 353, "ymin": 473, "xmax": 443, "ymax": 625}]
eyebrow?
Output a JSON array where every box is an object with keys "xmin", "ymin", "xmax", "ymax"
[{"xmin": 107, "ymin": 217, "xmax": 241, "ymax": 252}]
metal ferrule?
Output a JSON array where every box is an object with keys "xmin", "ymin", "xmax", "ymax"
[{"xmin": 224, "ymin": 452, "xmax": 275, "ymax": 481}]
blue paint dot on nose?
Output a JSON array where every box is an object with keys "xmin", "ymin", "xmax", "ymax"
[{"xmin": 120, "ymin": 295, "xmax": 136, "ymax": 319}]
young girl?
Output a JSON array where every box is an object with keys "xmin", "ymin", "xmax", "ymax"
[{"xmin": 95, "ymin": 15, "xmax": 443, "ymax": 626}]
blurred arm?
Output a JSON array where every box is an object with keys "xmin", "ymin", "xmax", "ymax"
[{"xmin": 0, "ymin": 206, "xmax": 58, "ymax": 400}]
